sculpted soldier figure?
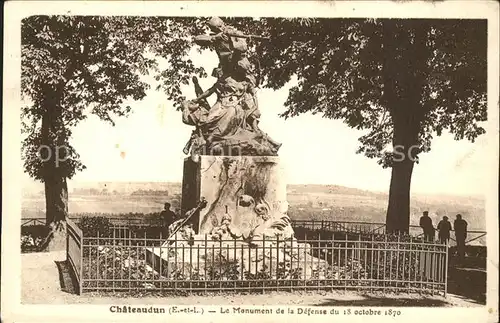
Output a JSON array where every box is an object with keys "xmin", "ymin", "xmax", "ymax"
[{"xmin": 193, "ymin": 17, "xmax": 266, "ymax": 75}]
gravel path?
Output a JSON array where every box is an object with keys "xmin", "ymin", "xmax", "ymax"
[{"xmin": 21, "ymin": 251, "xmax": 480, "ymax": 307}]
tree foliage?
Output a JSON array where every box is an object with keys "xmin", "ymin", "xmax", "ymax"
[
  {"xmin": 212, "ymin": 18, "xmax": 487, "ymax": 232},
  {"xmin": 21, "ymin": 16, "xmax": 207, "ymax": 182},
  {"xmin": 241, "ymin": 18, "xmax": 487, "ymax": 232},
  {"xmin": 242, "ymin": 18, "xmax": 487, "ymax": 167}
]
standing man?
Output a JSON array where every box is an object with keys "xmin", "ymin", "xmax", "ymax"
[
  {"xmin": 454, "ymin": 214, "xmax": 468, "ymax": 259},
  {"xmin": 419, "ymin": 211, "xmax": 434, "ymax": 242},
  {"xmin": 160, "ymin": 202, "xmax": 177, "ymax": 231},
  {"xmin": 437, "ymin": 216, "xmax": 452, "ymax": 244},
  {"xmin": 192, "ymin": 17, "xmax": 248, "ymax": 75}
]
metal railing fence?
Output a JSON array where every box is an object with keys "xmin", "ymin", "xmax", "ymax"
[
  {"xmin": 20, "ymin": 217, "xmax": 449, "ymax": 296},
  {"xmin": 66, "ymin": 218, "xmax": 83, "ymax": 293},
  {"xmin": 21, "ymin": 218, "xmax": 46, "ymax": 226},
  {"xmin": 291, "ymin": 220, "xmax": 486, "ymax": 246},
  {"xmin": 78, "ymin": 229, "xmax": 447, "ymax": 296},
  {"xmin": 21, "ymin": 216, "xmax": 487, "ymax": 246}
]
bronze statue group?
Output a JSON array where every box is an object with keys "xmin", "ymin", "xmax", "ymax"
[{"xmin": 181, "ymin": 17, "xmax": 281, "ymax": 158}]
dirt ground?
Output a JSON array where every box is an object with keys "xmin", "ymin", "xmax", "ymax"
[{"xmin": 21, "ymin": 251, "xmax": 483, "ymax": 307}]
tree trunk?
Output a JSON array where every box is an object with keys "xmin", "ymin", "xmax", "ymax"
[
  {"xmin": 39, "ymin": 89, "xmax": 68, "ymax": 251},
  {"xmin": 385, "ymin": 111, "xmax": 419, "ymax": 234},
  {"xmin": 382, "ymin": 20, "xmax": 430, "ymax": 234},
  {"xmin": 386, "ymin": 157, "xmax": 414, "ymax": 234},
  {"xmin": 384, "ymin": 112, "xmax": 420, "ymax": 234},
  {"xmin": 42, "ymin": 176, "xmax": 68, "ymax": 251}
]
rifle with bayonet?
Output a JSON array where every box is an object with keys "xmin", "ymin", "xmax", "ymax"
[
  {"xmin": 227, "ymin": 32, "xmax": 270, "ymax": 41},
  {"xmin": 213, "ymin": 31, "xmax": 271, "ymax": 41}
]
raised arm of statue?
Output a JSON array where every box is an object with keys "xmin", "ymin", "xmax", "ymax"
[
  {"xmin": 193, "ymin": 34, "xmax": 215, "ymax": 46},
  {"xmin": 224, "ymin": 31, "xmax": 270, "ymax": 41}
]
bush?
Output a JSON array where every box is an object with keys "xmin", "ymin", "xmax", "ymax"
[
  {"xmin": 21, "ymin": 225, "xmax": 49, "ymax": 253},
  {"xmin": 80, "ymin": 216, "xmax": 112, "ymax": 237}
]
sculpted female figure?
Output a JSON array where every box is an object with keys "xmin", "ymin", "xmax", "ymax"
[
  {"xmin": 232, "ymin": 67, "xmax": 282, "ymax": 151},
  {"xmin": 190, "ymin": 68, "xmax": 246, "ymax": 145}
]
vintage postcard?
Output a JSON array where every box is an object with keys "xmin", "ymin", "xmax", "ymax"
[{"xmin": 2, "ymin": 1, "xmax": 499, "ymax": 322}]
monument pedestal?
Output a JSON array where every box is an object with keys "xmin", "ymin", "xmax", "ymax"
[
  {"xmin": 145, "ymin": 155, "xmax": 330, "ymax": 280},
  {"xmin": 145, "ymin": 238, "xmax": 329, "ymax": 280},
  {"xmin": 181, "ymin": 155, "xmax": 287, "ymax": 237}
]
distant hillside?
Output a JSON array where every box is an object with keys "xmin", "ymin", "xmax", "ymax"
[
  {"xmin": 287, "ymin": 184, "xmax": 387, "ymax": 198},
  {"xmin": 22, "ymin": 180, "xmax": 485, "ymax": 230},
  {"xmin": 22, "ymin": 180, "xmax": 486, "ymax": 206},
  {"xmin": 21, "ymin": 180, "xmax": 183, "ymax": 196},
  {"xmin": 68, "ymin": 181, "xmax": 182, "ymax": 195}
]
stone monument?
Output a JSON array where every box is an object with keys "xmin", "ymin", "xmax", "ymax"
[
  {"xmin": 179, "ymin": 16, "xmax": 289, "ymax": 240},
  {"xmin": 146, "ymin": 17, "xmax": 327, "ymax": 279}
]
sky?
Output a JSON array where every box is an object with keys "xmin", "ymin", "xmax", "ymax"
[{"xmin": 21, "ymin": 48, "xmax": 492, "ymax": 197}]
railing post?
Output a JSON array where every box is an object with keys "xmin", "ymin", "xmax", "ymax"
[
  {"xmin": 79, "ymin": 225, "xmax": 83, "ymax": 295},
  {"xmin": 358, "ymin": 233, "xmax": 362, "ymax": 262},
  {"xmin": 66, "ymin": 222, "xmax": 70, "ymax": 261},
  {"xmin": 444, "ymin": 241, "xmax": 448, "ymax": 297}
]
